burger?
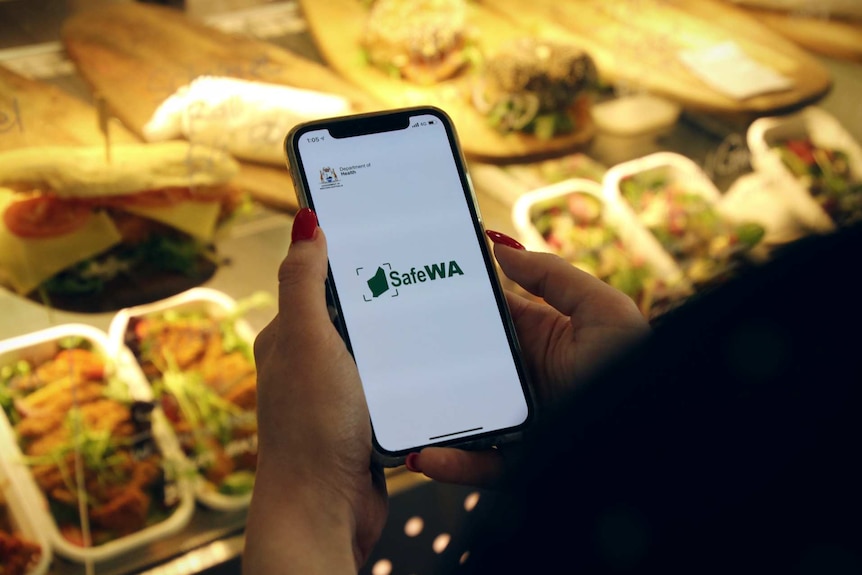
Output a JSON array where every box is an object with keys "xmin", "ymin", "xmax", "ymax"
[
  {"xmin": 361, "ymin": 0, "xmax": 474, "ymax": 85},
  {"xmin": 0, "ymin": 141, "xmax": 243, "ymax": 312},
  {"xmin": 472, "ymin": 38, "xmax": 599, "ymax": 140}
]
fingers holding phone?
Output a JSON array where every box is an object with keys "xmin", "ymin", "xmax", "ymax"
[
  {"xmin": 410, "ymin": 236, "xmax": 650, "ymax": 488},
  {"xmin": 254, "ymin": 212, "xmax": 374, "ymax": 480},
  {"xmin": 285, "ymin": 107, "xmax": 536, "ymax": 467}
]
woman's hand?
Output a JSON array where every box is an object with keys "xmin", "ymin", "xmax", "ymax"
[
  {"xmin": 244, "ymin": 209, "xmax": 387, "ymax": 575},
  {"xmin": 406, "ymin": 231, "xmax": 650, "ymax": 486}
]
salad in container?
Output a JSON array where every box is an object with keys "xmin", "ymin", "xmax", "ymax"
[
  {"xmin": 0, "ymin": 324, "xmax": 194, "ymax": 563},
  {"xmin": 747, "ymin": 106, "xmax": 862, "ymax": 231},
  {"xmin": 1, "ymin": 455, "xmax": 49, "ymax": 575},
  {"xmin": 604, "ymin": 152, "xmax": 765, "ymax": 290},
  {"xmin": 513, "ymin": 177, "xmax": 690, "ymax": 320},
  {"xmin": 505, "ymin": 152, "xmax": 608, "ymax": 190},
  {"xmin": 109, "ymin": 288, "xmax": 270, "ymax": 511}
]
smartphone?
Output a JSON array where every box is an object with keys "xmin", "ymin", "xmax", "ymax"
[{"xmin": 285, "ymin": 106, "xmax": 535, "ymax": 466}]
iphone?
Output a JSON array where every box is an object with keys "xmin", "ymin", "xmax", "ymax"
[{"xmin": 285, "ymin": 106, "xmax": 535, "ymax": 466}]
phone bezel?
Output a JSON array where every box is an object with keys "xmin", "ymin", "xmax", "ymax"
[{"xmin": 284, "ymin": 105, "xmax": 536, "ymax": 466}]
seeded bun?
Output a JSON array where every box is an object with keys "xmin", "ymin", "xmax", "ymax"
[
  {"xmin": 361, "ymin": 0, "xmax": 471, "ymax": 85},
  {"xmin": 473, "ymin": 38, "xmax": 598, "ymax": 138}
]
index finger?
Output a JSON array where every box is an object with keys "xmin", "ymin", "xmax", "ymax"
[{"xmin": 493, "ymin": 244, "xmax": 635, "ymax": 320}]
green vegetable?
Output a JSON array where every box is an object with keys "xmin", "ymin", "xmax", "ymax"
[
  {"xmin": 532, "ymin": 114, "xmax": 558, "ymax": 140},
  {"xmin": 530, "ymin": 112, "xmax": 573, "ymax": 140},
  {"xmin": 778, "ymin": 141, "xmax": 862, "ymax": 227},
  {"xmin": 40, "ymin": 235, "xmax": 216, "ymax": 297},
  {"xmin": 607, "ymin": 265, "xmax": 649, "ymax": 298},
  {"xmin": 222, "ymin": 291, "xmax": 275, "ymax": 359},
  {"xmin": 736, "ymin": 223, "xmax": 766, "ymax": 248},
  {"xmin": 619, "ymin": 169, "xmax": 671, "ymax": 210},
  {"xmin": 778, "ymin": 146, "xmax": 811, "ymax": 178},
  {"xmin": 159, "ymin": 365, "xmax": 243, "ymax": 447},
  {"xmin": 218, "ymin": 470, "xmax": 256, "ymax": 496}
]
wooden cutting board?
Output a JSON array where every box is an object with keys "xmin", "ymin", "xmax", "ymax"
[
  {"xmin": 733, "ymin": 7, "xmax": 862, "ymax": 62},
  {"xmin": 61, "ymin": 2, "xmax": 383, "ymax": 212},
  {"xmin": 474, "ymin": 0, "xmax": 832, "ymax": 116},
  {"xmin": 0, "ymin": 64, "xmax": 139, "ymax": 150},
  {"xmin": 298, "ymin": 0, "xmax": 597, "ymax": 163}
]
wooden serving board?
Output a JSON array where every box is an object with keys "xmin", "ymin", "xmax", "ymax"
[
  {"xmin": 298, "ymin": 0, "xmax": 597, "ymax": 163},
  {"xmin": 61, "ymin": 2, "xmax": 382, "ymax": 212},
  {"xmin": 475, "ymin": 0, "xmax": 832, "ymax": 116},
  {"xmin": 733, "ymin": 7, "xmax": 862, "ymax": 62},
  {"xmin": 0, "ymin": 64, "xmax": 139, "ymax": 151}
]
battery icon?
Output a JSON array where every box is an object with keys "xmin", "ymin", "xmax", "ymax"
[{"xmin": 428, "ymin": 120, "xmax": 436, "ymax": 124}]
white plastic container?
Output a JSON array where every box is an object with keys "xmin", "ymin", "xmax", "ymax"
[
  {"xmin": 511, "ymin": 177, "xmax": 694, "ymax": 321},
  {"xmin": 747, "ymin": 106, "xmax": 862, "ymax": 233},
  {"xmin": 603, "ymin": 151, "xmax": 723, "ymax": 210},
  {"xmin": 603, "ymin": 152, "xmax": 776, "ymax": 286},
  {"xmin": 721, "ymin": 172, "xmax": 808, "ymax": 251},
  {"xmin": 603, "ymin": 152, "xmax": 735, "ymax": 276},
  {"xmin": 0, "ymin": 324, "xmax": 195, "ymax": 564},
  {"xmin": 512, "ymin": 177, "xmax": 605, "ymax": 251},
  {"xmin": 513, "ymin": 177, "xmax": 681, "ymax": 279},
  {"xmin": 108, "ymin": 288, "xmax": 258, "ymax": 512},
  {"xmin": 0, "ymin": 453, "xmax": 52, "ymax": 575}
]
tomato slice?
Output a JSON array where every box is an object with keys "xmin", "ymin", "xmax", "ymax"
[
  {"xmin": 785, "ymin": 139, "xmax": 816, "ymax": 166},
  {"xmin": 3, "ymin": 196, "xmax": 92, "ymax": 238}
]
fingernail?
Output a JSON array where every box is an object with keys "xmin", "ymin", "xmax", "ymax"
[
  {"xmin": 486, "ymin": 230, "xmax": 525, "ymax": 250},
  {"xmin": 291, "ymin": 208, "xmax": 318, "ymax": 242},
  {"xmin": 405, "ymin": 452, "xmax": 421, "ymax": 473}
]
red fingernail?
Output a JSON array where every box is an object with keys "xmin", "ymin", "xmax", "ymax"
[
  {"xmin": 405, "ymin": 452, "xmax": 421, "ymax": 473},
  {"xmin": 485, "ymin": 230, "xmax": 525, "ymax": 250},
  {"xmin": 291, "ymin": 208, "xmax": 318, "ymax": 242}
]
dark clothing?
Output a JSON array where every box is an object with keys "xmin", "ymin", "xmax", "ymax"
[{"xmin": 455, "ymin": 223, "xmax": 862, "ymax": 574}]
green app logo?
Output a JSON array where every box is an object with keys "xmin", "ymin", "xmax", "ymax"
[
  {"xmin": 367, "ymin": 266, "xmax": 391, "ymax": 298},
  {"xmin": 358, "ymin": 260, "xmax": 464, "ymax": 302}
]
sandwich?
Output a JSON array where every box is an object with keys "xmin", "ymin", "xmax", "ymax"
[
  {"xmin": 472, "ymin": 37, "xmax": 599, "ymax": 140},
  {"xmin": 142, "ymin": 76, "xmax": 353, "ymax": 166},
  {"xmin": 0, "ymin": 141, "xmax": 242, "ymax": 311},
  {"xmin": 361, "ymin": 0, "xmax": 474, "ymax": 85}
]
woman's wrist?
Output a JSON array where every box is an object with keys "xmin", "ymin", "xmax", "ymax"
[{"xmin": 244, "ymin": 464, "xmax": 361, "ymax": 574}]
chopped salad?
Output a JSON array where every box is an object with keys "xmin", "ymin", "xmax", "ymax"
[
  {"xmin": 531, "ymin": 191, "xmax": 688, "ymax": 319},
  {"xmin": 0, "ymin": 339, "xmax": 181, "ymax": 548},
  {"xmin": 123, "ymin": 294, "xmax": 270, "ymax": 498},
  {"xmin": 0, "ymin": 495, "xmax": 42, "ymax": 575},
  {"xmin": 619, "ymin": 167, "xmax": 764, "ymax": 288},
  {"xmin": 775, "ymin": 137, "xmax": 862, "ymax": 227}
]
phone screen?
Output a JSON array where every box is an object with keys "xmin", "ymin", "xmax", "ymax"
[{"xmin": 288, "ymin": 108, "xmax": 532, "ymax": 457}]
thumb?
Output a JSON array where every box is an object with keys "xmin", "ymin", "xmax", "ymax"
[{"xmin": 492, "ymin": 242, "xmax": 609, "ymax": 318}]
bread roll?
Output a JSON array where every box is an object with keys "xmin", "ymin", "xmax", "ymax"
[
  {"xmin": 142, "ymin": 76, "xmax": 352, "ymax": 166},
  {"xmin": 0, "ymin": 141, "xmax": 239, "ymax": 198}
]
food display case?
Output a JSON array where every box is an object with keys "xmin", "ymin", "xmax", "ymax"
[{"xmin": 1, "ymin": 0, "xmax": 861, "ymax": 573}]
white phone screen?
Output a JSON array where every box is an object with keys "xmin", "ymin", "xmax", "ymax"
[{"xmin": 293, "ymin": 111, "xmax": 531, "ymax": 454}]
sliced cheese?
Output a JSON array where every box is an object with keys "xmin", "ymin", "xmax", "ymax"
[
  {"xmin": 122, "ymin": 200, "xmax": 222, "ymax": 241},
  {"xmin": 0, "ymin": 188, "xmax": 123, "ymax": 295}
]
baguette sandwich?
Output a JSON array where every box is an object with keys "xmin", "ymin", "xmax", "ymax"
[{"xmin": 0, "ymin": 141, "xmax": 243, "ymax": 311}]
